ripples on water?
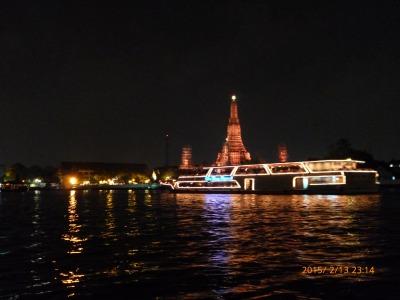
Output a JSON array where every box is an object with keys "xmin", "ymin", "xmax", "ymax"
[{"xmin": 0, "ymin": 191, "xmax": 399, "ymax": 299}]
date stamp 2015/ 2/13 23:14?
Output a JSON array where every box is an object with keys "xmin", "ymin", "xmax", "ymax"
[{"xmin": 301, "ymin": 266, "xmax": 376, "ymax": 275}]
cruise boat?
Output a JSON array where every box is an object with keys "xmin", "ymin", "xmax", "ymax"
[{"xmin": 164, "ymin": 159, "xmax": 379, "ymax": 194}]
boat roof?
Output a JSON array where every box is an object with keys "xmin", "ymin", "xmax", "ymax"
[{"xmin": 201, "ymin": 159, "xmax": 365, "ymax": 169}]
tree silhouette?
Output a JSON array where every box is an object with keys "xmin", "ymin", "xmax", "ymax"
[{"xmin": 326, "ymin": 138, "xmax": 374, "ymax": 166}]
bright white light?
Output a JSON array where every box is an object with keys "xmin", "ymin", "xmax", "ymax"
[
  {"xmin": 107, "ymin": 178, "xmax": 116, "ymax": 185},
  {"xmin": 390, "ymin": 164, "xmax": 394, "ymax": 167},
  {"xmin": 393, "ymin": 176, "xmax": 396, "ymax": 181},
  {"xmin": 231, "ymin": 95, "xmax": 236, "ymax": 101},
  {"xmin": 69, "ymin": 177, "xmax": 78, "ymax": 185}
]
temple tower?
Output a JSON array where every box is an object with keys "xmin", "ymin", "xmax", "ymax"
[
  {"xmin": 278, "ymin": 144, "xmax": 288, "ymax": 163},
  {"xmin": 179, "ymin": 145, "xmax": 193, "ymax": 170},
  {"xmin": 216, "ymin": 95, "xmax": 251, "ymax": 166}
]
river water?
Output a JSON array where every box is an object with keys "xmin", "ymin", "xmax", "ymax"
[{"xmin": 0, "ymin": 190, "xmax": 399, "ymax": 299}]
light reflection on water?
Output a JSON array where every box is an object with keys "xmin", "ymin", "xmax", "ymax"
[
  {"xmin": 174, "ymin": 193, "xmax": 385, "ymax": 297},
  {"xmin": 0, "ymin": 191, "xmax": 398, "ymax": 299},
  {"xmin": 104, "ymin": 190, "xmax": 116, "ymax": 239},
  {"xmin": 59, "ymin": 190, "xmax": 86, "ymax": 296},
  {"xmin": 62, "ymin": 191, "xmax": 87, "ymax": 254}
]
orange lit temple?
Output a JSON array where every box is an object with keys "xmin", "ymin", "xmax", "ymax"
[
  {"xmin": 179, "ymin": 145, "xmax": 193, "ymax": 170},
  {"xmin": 278, "ymin": 144, "xmax": 289, "ymax": 163},
  {"xmin": 216, "ymin": 95, "xmax": 251, "ymax": 166},
  {"xmin": 167, "ymin": 95, "xmax": 379, "ymax": 194}
]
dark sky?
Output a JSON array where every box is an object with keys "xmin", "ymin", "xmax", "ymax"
[{"xmin": 1, "ymin": 1, "xmax": 400, "ymax": 167}]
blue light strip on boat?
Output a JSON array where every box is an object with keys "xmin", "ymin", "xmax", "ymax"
[{"xmin": 205, "ymin": 175, "xmax": 233, "ymax": 182}]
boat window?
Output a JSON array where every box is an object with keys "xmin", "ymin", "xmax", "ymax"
[
  {"xmin": 179, "ymin": 168, "xmax": 210, "ymax": 176},
  {"xmin": 308, "ymin": 175, "xmax": 346, "ymax": 185},
  {"xmin": 178, "ymin": 176, "xmax": 202, "ymax": 181},
  {"xmin": 210, "ymin": 167, "xmax": 234, "ymax": 175},
  {"xmin": 269, "ymin": 163, "xmax": 306, "ymax": 174},
  {"xmin": 235, "ymin": 165, "xmax": 267, "ymax": 175},
  {"xmin": 178, "ymin": 181, "xmax": 239, "ymax": 188},
  {"xmin": 305, "ymin": 161, "xmax": 358, "ymax": 172},
  {"xmin": 178, "ymin": 181, "xmax": 207, "ymax": 187},
  {"xmin": 209, "ymin": 181, "xmax": 239, "ymax": 187}
]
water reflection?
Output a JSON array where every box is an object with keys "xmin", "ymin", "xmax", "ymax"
[
  {"xmin": 62, "ymin": 191, "xmax": 86, "ymax": 254},
  {"xmin": 0, "ymin": 191, "xmax": 389, "ymax": 299},
  {"xmin": 31, "ymin": 190, "xmax": 42, "ymax": 237},
  {"xmin": 203, "ymin": 194, "xmax": 232, "ymax": 267},
  {"xmin": 175, "ymin": 193, "xmax": 382, "ymax": 297},
  {"xmin": 59, "ymin": 271, "xmax": 84, "ymax": 287},
  {"xmin": 126, "ymin": 190, "xmax": 141, "ymax": 257},
  {"xmin": 127, "ymin": 190, "xmax": 136, "ymax": 214},
  {"xmin": 104, "ymin": 190, "xmax": 116, "ymax": 240},
  {"xmin": 60, "ymin": 191, "xmax": 86, "ymax": 295},
  {"xmin": 144, "ymin": 189, "xmax": 152, "ymax": 206},
  {"xmin": 27, "ymin": 190, "xmax": 47, "ymax": 290}
]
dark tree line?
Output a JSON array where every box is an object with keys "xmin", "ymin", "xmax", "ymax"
[
  {"xmin": 2, "ymin": 164, "xmax": 58, "ymax": 183},
  {"xmin": 326, "ymin": 138, "xmax": 375, "ymax": 167}
]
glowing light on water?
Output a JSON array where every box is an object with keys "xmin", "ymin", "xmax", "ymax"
[{"xmin": 62, "ymin": 190, "xmax": 87, "ymax": 254}]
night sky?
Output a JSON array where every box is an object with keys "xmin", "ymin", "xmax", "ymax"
[{"xmin": 1, "ymin": 1, "xmax": 400, "ymax": 167}]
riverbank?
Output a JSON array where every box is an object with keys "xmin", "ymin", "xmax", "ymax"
[{"xmin": 0, "ymin": 183, "xmax": 168, "ymax": 192}]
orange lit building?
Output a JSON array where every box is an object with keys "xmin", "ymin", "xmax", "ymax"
[
  {"xmin": 179, "ymin": 145, "xmax": 193, "ymax": 170},
  {"xmin": 278, "ymin": 144, "xmax": 289, "ymax": 163},
  {"xmin": 216, "ymin": 95, "xmax": 251, "ymax": 166}
]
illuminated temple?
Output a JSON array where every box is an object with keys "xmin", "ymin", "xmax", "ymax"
[{"xmin": 216, "ymin": 95, "xmax": 251, "ymax": 166}]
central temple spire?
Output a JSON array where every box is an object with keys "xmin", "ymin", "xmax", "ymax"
[
  {"xmin": 229, "ymin": 95, "xmax": 239, "ymax": 121},
  {"xmin": 215, "ymin": 95, "xmax": 251, "ymax": 166}
]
